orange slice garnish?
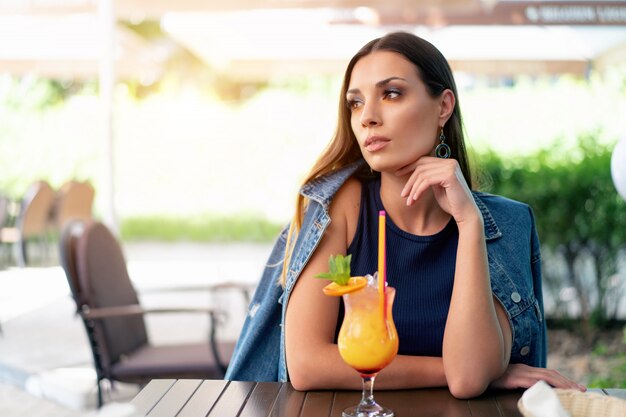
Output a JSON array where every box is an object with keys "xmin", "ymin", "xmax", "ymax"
[{"xmin": 322, "ymin": 276, "xmax": 367, "ymax": 296}]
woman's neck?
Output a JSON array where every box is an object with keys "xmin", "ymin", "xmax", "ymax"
[{"xmin": 379, "ymin": 173, "xmax": 451, "ymax": 236}]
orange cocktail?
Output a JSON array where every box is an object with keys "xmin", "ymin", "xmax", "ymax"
[
  {"xmin": 338, "ymin": 284, "xmax": 398, "ymax": 376},
  {"xmin": 336, "ymin": 276, "xmax": 398, "ymax": 417},
  {"xmin": 318, "ymin": 211, "xmax": 397, "ymax": 417}
]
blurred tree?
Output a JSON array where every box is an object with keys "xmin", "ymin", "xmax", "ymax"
[{"xmin": 0, "ymin": 75, "xmax": 91, "ymax": 110}]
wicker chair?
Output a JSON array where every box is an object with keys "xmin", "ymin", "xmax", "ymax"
[
  {"xmin": 49, "ymin": 180, "xmax": 95, "ymax": 231},
  {"xmin": 59, "ymin": 220, "xmax": 237, "ymax": 407},
  {"xmin": 0, "ymin": 180, "xmax": 55, "ymax": 267}
]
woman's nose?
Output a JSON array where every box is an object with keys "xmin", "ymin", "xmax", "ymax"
[{"xmin": 360, "ymin": 102, "xmax": 381, "ymax": 127}]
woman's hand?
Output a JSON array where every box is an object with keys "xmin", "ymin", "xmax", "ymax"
[
  {"xmin": 490, "ymin": 364, "xmax": 586, "ymax": 391},
  {"xmin": 396, "ymin": 157, "xmax": 478, "ymax": 225}
]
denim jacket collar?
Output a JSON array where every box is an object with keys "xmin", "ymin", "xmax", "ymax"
[
  {"xmin": 300, "ymin": 160, "xmax": 366, "ymax": 210},
  {"xmin": 472, "ymin": 193, "xmax": 502, "ymax": 241}
]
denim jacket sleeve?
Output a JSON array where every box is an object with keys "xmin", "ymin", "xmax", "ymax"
[
  {"xmin": 474, "ymin": 192, "xmax": 547, "ymax": 368},
  {"xmin": 529, "ymin": 206, "xmax": 547, "ymax": 367},
  {"xmin": 224, "ymin": 225, "xmax": 289, "ymax": 382}
]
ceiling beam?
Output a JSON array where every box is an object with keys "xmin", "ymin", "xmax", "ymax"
[
  {"xmin": 0, "ymin": 0, "xmax": 483, "ymax": 17},
  {"xmin": 337, "ymin": 1, "xmax": 626, "ymax": 26},
  {"xmin": 2, "ymin": 1, "xmax": 623, "ymax": 26},
  {"xmin": 113, "ymin": 0, "xmax": 484, "ymax": 18}
]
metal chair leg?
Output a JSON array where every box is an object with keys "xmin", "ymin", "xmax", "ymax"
[
  {"xmin": 208, "ymin": 312, "xmax": 227, "ymax": 375},
  {"xmin": 15, "ymin": 237, "xmax": 27, "ymax": 267},
  {"xmin": 97, "ymin": 378, "xmax": 104, "ymax": 408}
]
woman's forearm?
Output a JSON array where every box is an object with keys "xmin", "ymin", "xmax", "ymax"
[
  {"xmin": 376, "ymin": 355, "xmax": 446, "ymax": 389},
  {"xmin": 442, "ymin": 217, "xmax": 508, "ymax": 398},
  {"xmin": 290, "ymin": 348, "xmax": 446, "ymax": 391}
]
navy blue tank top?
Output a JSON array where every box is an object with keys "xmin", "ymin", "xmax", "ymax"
[{"xmin": 344, "ymin": 178, "xmax": 459, "ymax": 357}]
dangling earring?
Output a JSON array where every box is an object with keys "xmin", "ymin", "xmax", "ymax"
[{"xmin": 435, "ymin": 130, "xmax": 451, "ymax": 159}]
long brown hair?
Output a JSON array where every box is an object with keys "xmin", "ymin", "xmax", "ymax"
[{"xmin": 280, "ymin": 31, "xmax": 472, "ymax": 286}]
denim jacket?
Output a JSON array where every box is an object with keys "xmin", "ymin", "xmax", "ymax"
[{"xmin": 225, "ymin": 160, "xmax": 547, "ymax": 382}]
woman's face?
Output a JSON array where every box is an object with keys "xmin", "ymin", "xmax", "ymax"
[{"xmin": 347, "ymin": 50, "xmax": 448, "ymax": 173}]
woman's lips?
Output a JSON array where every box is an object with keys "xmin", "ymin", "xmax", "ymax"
[{"xmin": 364, "ymin": 136, "xmax": 391, "ymax": 152}]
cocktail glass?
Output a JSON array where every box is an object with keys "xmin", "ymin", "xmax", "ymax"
[{"xmin": 338, "ymin": 282, "xmax": 398, "ymax": 417}]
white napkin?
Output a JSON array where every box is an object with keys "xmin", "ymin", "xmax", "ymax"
[{"xmin": 521, "ymin": 380, "xmax": 571, "ymax": 417}]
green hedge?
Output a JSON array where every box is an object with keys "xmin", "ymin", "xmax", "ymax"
[{"xmin": 120, "ymin": 215, "xmax": 283, "ymax": 243}]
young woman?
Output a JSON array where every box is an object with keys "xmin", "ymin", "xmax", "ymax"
[{"xmin": 225, "ymin": 31, "xmax": 584, "ymax": 398}]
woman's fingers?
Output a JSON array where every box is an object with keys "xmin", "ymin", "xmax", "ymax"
[
  {"xmin": 492, "ymin": 364, "xmax": 586, "ymax": 391},
  {"xmin": 399, "ymin": 159, "xmax": 452, "ymax": 201},
  {"xmin": 396, "ymin": 157, "xmax": 481, "ymax": 224},
  {"xmin": 533, "ymin": 368, "xmax": 586, "ymax": 391}
]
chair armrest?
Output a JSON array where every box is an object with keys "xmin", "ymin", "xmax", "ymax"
[
  {"xmin": 80, "ymin": 304, "xmax": 221, "ymax": 320},
  {"xmin": 139, "ymin": 281, "xmax": 256, "ymax": 305},
  {"xmin": 139, "ymin": 281, "xmax": 255, "ymax": 293},
  {"xmin": 80, "ymin": 304, "xmax": 230, "ymax": 374},
  {"xmin": 206, "ymin": 282, "xmax": 256, "ymax": 292}
]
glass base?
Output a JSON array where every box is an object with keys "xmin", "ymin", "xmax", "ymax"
[{"xmin": 342, "ymin": 403, "xmax": 394, "ymax": 417}]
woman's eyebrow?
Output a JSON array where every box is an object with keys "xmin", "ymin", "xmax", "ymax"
[
  {"xmin": 347, "ymin": 76, "xmax": 407, "ymax": 95},
  {"xmin": 376, "ymin": 76, "xmax": 407, "ymax": 87}
]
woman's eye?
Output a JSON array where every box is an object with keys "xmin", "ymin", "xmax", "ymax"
[
  {"xmin": 347, "ymin": 99, "xmax": 363, "ymax": 110},
  {"xmin": 384, "ymin": 89, "xmax": 401, "ymax": 100}
]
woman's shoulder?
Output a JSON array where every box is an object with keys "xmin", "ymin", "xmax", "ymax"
[
  {"xmin": 328, "ymin": 177, "xmax": 362, "ymax": 244},
  {"xmin": 335, "ymin": 176, "xmax": 362, "ymax": 200},
  {"xmin": 330, "ymin": 177, "xmax": 362, "ymax": 218}
]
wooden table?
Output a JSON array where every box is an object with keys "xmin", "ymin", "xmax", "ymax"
[{"xmin": 130, "ymin": 379, "xmax": 626, "ymax": 417}]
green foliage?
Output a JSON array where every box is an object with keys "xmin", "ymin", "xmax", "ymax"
[
  {"xmin": 592, "ymin": 342, "xmax": 609, "ymax": 356},
  {"xmin": 588, "ymin": 327, "xmax": 626, "ymax": 388},
  {"xmin": 480, "ymin": 134, "xmax": 626, "ymax": 251},
  {"xmin": 589, "ymin": 355, "xmax": 626, "ymax": 389},
  {"xmin": 122, "ymin": 20, "xmax": 165, "ymax": 40},
  {"xmin": 120, "ymin": 215, "xmax": 282, "ymax": 242},
  {"xmin": 589, "ymin": 327, "xmax": 626, "ymax": 388},
  {"xmin": 479, "ymin": 133, "xmax": 626, "ymax": 326},
  {"xmin": 315, "ymin": 254, "xmax": 352, "ymax": 285},
  {"xmin": 0, "ymin": 76, "xmax": 91, "ymax": 110}
]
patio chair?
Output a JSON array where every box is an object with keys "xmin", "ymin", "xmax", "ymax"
[
  {"xmin": 0, "ymin": 194, "xmax": 9, "ymax": 229},
  {"xmin": 0, "ymin": 180, "xmax": 55, "ymax": 267},
  {"xmin": 49, "ymin": 180, "xmax": 95, "ymax": 232},
  {"xmin": 59, "ymin": 220, "xmax": 236, "ymax": 407},
  {"xmin": 0, "ymin": 194, "xmax": 12, "ymax": 268}
]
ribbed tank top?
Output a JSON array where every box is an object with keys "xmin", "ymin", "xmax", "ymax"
[{"xmin": 344, "ymin": 178, "xmax": 459, "ymax": 357}]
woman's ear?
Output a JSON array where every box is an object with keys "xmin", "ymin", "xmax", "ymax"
[{"xmin": 439, "ymin": 89, "xmax": 455, "ymax": 125}]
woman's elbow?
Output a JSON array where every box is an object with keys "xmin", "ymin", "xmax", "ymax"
[
  {"xmin": 289, "ymin": 371, "xmax": 316, "ymax": 391},
  {"xmin": 446, "ymin": 364, "xmax": 498, "ymax": 399},
  {"xmin": 447, "ymin": 376, "xmax": 489, "ymax": 399},
  {"xmin": 287, "ymin": 359, "xmax": 322, "ymax": 391},
  {"xmin": 445, "ymin": 353, "xmax": 508, "ymax": 398}
]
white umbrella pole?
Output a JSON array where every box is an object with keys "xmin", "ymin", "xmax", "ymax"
[{"xmin": 98, "ymin": 0, "xmax": 118, "ymax": 235}]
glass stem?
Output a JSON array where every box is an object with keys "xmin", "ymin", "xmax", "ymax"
[{"xmin": 359, "ymin": 375, "xmax": 376, "ymax": 408}]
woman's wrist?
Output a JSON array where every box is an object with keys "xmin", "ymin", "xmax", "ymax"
[{"xmin": 455, "ymin": 209, "xmax": 484, "ymax": 236}]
